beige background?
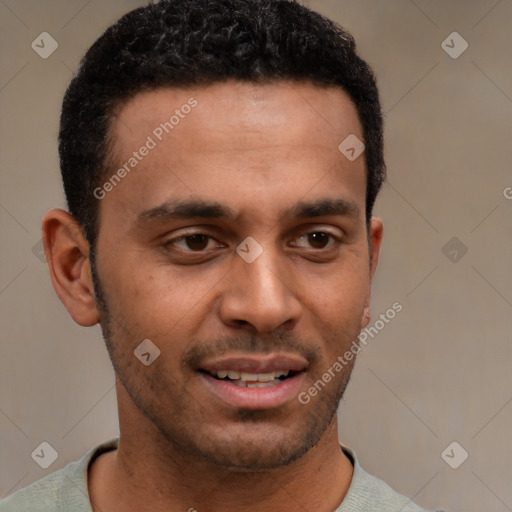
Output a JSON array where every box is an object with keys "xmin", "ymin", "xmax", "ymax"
[{"xmin": 1, "ymin": 1, "xmax": 511, "ymax": 511}]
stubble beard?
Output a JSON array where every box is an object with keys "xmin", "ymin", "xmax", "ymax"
[{"xmin": 89, "ymin": 252, "xmax": 356, "ymax": 471}]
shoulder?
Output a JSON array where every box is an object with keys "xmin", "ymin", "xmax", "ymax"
[
  {"xmin": 0, "ymin": 462, "xmax": 84, "ymax": 512},
  {"xmin": 337, "ymin": 445, "xmax": 442, "ymax": 512},
  {"xmin": 0, "ymin": 440, "xmax": 118, "ymax": 512}
]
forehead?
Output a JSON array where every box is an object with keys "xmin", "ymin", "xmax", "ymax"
[
  {"xmin": 111, "ymin": 80, "xmax": 363, "ymax": 157},
  {"xmin": 101, "ymin": 81, "xmax": 366, "ymax": 226}
]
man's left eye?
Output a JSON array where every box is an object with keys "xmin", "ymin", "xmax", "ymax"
[{"xmin": 291, "ymin": 231, "xmax": 338, "ymax": 250}]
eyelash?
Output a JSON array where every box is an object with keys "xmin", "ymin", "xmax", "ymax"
[{"xmin": 165, "ymin": 230, "xmax": 342, "ymax": 253}]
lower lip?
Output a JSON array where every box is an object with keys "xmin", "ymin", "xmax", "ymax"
[{"xmin": 200, "ymin": 372, "xmax": 305, "ymax": 410}]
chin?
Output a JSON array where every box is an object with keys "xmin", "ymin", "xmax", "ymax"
[
  {"xmin": 159, "ymin": 409, "xmax": 332, "ymax": 471},
  {"xmin": 189, "ymin": 436, "xmax": 314, "ymax": 471}
]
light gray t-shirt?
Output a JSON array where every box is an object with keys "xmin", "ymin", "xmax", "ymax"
[{"xmin": 0, "ymin": 439, "xmax": 439, "ymax": 511}]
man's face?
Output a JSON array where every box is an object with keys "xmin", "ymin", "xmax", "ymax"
[{"xmin": 92, "ymin": 81, "xmax": 381, "ymax": 469}]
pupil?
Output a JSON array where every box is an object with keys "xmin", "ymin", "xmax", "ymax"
[
  {"xmin": 309, "ymin": 232, "xmax": 328, "ymax": 249},
  {"xmin": 187, "ymin": 234, "xmax": 208, "ymax": 251}
]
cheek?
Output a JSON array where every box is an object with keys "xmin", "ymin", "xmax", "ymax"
[
  {"xmin": 314, "ymin": 259, "xmax": 370, "ymax": 311},
  {"xmin": 116, "ymin": 272, "xmax": 178, "ymax": 323},
  {"xmin": 104, "ymin": 260, "xmax": 211, "ymax": 350},
  {"xmin": 312, "ymin": 263, "xmax": 370, "ymax": 340}
]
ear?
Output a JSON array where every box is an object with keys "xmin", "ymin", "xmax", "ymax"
[
  {"xmin": 42, "ymin": 209, "xmax": 99, "ymax": 327},
  {"xmin": 361, "ymin": 216, "xmax": 383, "ymax": 329}
]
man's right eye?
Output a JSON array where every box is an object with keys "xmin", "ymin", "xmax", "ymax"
[{"xmin": 165, "ymin": 233, "xmax": 224, "ymax": 252}]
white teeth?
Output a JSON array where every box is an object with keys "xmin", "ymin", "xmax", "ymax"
[
  {"xmin": 241, "ymin": 371, "xmax": 275, "ymax": 382},
  {"xmin": 214, "ymin": 370, "xmax": 291, "ymax": 382},
  {"xmin": 254, "ymin": 372, "xmax": 276, "ymax": 382}
]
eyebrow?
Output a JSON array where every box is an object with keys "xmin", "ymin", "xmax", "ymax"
[
  {"xmin": 137, "ymin": 199, "xmax": 238, "ymax": 223},
  {"xmin": 136, "ymin": 197, "xmax": 360, "ymax": 225},
  {"xmin": 287, "ymin": 197, "xmax": 360, "ymax": 220}
]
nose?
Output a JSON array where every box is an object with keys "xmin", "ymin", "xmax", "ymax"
[{"xmin": 218, "ymin": 245, "xmax": 302, "ymax": 333}]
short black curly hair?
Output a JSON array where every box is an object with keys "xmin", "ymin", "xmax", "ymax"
[{"xmin": 59, "ymin": 0, "xmax": 385, "ymax": 245}]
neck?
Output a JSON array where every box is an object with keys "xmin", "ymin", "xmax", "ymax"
[{"xmin": 88, "ymin": 390, "xmax": 353, "ymax": 512}]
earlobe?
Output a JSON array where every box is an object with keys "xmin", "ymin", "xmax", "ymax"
[
  {"xmin": 42, "ymin": 209, "xmax": 99, "ymax": 327},
  {"xmin": 360, "ymin": 303, "xmax": 371, "ymax": 329}
]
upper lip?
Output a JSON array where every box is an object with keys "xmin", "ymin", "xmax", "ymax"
[{"xmin": 198, "ymin": 354, "xmax": 308, "ymax": 374}]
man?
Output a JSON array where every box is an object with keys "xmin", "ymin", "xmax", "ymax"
[{"xmin": 0, "ymin": 1, "xmax": 442, "ymax": 510}]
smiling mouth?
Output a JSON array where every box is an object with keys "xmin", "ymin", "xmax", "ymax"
[
  {"xmin": 196, "ymin": 354, "xmax": 308, "ymax": 408},
  {"xmin": 200, "ymin": 369, "xmax": 298, "ymax": 388}
]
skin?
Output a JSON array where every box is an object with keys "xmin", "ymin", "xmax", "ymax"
[{"xmin": 43, "ymin": 81, "xmax": 383, "ymax": 512}]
